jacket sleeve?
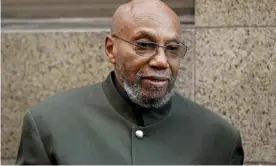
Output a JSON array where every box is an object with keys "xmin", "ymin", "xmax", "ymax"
[
  {"xmin": 16, "ymin": 110, "xmax": 52, "ymax": 165},
  {"xmin": 229, "ymin": 131, "xmax": 244, "ymax": 165}
]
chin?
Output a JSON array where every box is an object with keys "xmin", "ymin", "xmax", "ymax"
[
  {"xmin": 141, "ymin": 90, "xmax": 168, "ymax": 100},
  {"xmin": 123, "ymin": 80, "xmax": 175, "ymax": 108},
  {"xmin": 141, "ymin": 90, "xmax": 175, "ymax": 108}
]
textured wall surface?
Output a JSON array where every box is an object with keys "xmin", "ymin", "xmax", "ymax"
[
  {"xmin": 195, "ymin": 0, "xmax": 276, "ymax": 164},
  {"xmin": 196, "ymin": 28, "xmax": 276, "ymax": 163},
  {"xmin": 196, "ymin": 0, "xmax": 276, "ymax": 27},
  {"xmin": 1, "ymin": 29, "xmax": 195, "ymax": 163}
]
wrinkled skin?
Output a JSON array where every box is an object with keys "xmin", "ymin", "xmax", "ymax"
[{"xmin": 105, "ymin": 0, "xmax": 181, "ymax": 108}]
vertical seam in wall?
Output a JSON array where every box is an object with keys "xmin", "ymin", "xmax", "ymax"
[{"xmin": 193, "ymin": 28, "xmax": 197, "ymax": 101}]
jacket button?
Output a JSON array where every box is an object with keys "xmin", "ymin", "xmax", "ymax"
[{"xmin": 135, "ymin": 130, "xmax": 143, "ymax": 138}]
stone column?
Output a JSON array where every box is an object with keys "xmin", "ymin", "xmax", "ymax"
[{"xmin": 195, "ymin": 0, "xmax": 276, "ymax": 164}]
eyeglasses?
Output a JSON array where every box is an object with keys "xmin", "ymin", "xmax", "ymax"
[{"xmin": 112, "ymin": 35, "xmax": 188, "ymax": 58}]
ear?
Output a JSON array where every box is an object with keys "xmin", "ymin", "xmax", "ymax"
[{"xmin": 105, "ymin": 35, "xmax": 116, "ymax": 64}]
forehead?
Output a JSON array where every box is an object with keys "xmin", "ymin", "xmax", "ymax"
[
  {"xmin": 121, "ymin": 4, "xmax": 181, "ymax": 41},
  {"xmin": 131, "ymin": 16, "xmax": 180, "ymax": 41}
]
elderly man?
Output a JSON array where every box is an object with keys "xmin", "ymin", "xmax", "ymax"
[{"xmin": 16, "ymin": 0, "xmax": 244, "ymax": 165}]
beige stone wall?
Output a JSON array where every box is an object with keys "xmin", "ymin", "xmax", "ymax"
[
  {"xmin": 1, "ymin": 0, "xmax": 276, "ymax": 164},
  {"xmin": 195, "ymin": 0, "xmax": 276, "ymax": 164}
]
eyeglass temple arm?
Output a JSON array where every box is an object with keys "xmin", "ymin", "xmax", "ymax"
[{"xmin": 180, "ymin": 41, "xmax": 190, "ymax": 50}]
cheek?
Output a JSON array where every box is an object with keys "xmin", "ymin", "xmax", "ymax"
[
  {"xmin": 169, "ymin": 59, "xmax": 180, "ymax": 75},
  {"xmin": 125, "ymin": 58, "xmax": 148, "ymax": 83},
  {"xmin": 115, "ymin": 48, "xmax": 149, "ymax": 83}
]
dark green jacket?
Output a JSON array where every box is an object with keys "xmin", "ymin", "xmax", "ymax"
[{"xmin": 16, "ymin": 72, "xmax": 244, "ymax": 165}]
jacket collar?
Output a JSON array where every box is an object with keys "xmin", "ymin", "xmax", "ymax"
[{"xmin": 102, "ymin": 71, "xmax": 172, "ymax": 127}]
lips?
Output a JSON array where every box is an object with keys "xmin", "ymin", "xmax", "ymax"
[{"xmin": 141, "ymin": 76, "xmax": 169, "ymax": 87}]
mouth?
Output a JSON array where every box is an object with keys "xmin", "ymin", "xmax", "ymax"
[{"xmin": 140, "ymin": 76, "xmax": 169, "ymax": 88}]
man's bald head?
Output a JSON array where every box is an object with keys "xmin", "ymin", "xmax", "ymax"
[{"xmin": 111, "ymin": 0, "xmax": 181, "ymax": 36}]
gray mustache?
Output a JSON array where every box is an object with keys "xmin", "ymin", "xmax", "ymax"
[{"xmin": 136, "ymin": 72, "xmax": 173, "ymax": 81}]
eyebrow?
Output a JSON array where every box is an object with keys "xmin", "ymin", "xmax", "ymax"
[
  {"xmin": 132, "ymin": 30, "xmax": 157, "ymax": 41},
  {"xmin": 132, "ymin": 29, "xmax": 181, "ymax": 44}
]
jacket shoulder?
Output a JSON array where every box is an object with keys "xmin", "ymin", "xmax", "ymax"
[
  {"xmin": 28, "ymin": 82, "xmax": 103, "ymax": 118},
  {"xmin": 172, "ymin": 93, "xmax": 242, "ymax": 163},
  {"xmin": 172, "ymin": 93, "xmax": 238, "ymax": 135}
]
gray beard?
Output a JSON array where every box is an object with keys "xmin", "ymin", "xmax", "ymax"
[{"xmin": 123, "ymin": 80, "xmax": 175, "ymax": 109}]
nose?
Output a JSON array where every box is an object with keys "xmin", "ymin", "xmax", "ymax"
[{"xmin": 148, "ymin": 47, "xmax": 169, "ymax": 69}]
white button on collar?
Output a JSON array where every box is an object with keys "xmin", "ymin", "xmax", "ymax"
[{"xmin": 135, "ymin": 130, "xmax": 143, "ymax": 138}]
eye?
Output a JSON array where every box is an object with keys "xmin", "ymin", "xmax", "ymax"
[
  {"xmin": 166, "ymin": 44, "xmax": 179, "ymax": 51},
  {"xmin": 136, "ymin": 41, "xmax": 156, "ymax": 49}
]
